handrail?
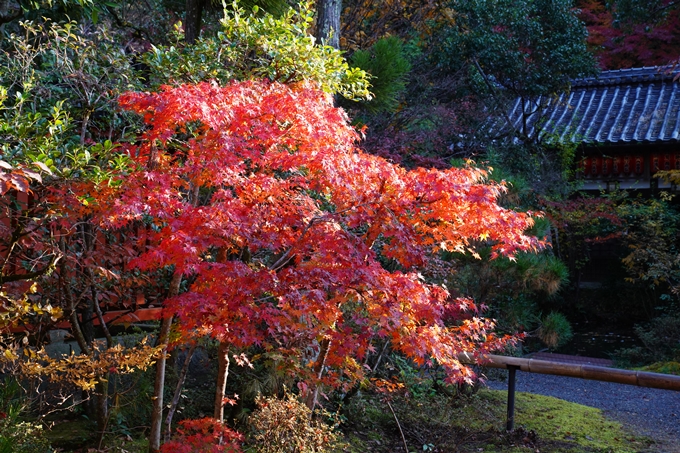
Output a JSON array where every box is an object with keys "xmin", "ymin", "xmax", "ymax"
[
  {"xmin": 459, "ymin": 353, "xmax": 680, "ymax": 391},
  {"xmin": 458, "ymin": 353, "xmax": 680, "ymax": 430}
]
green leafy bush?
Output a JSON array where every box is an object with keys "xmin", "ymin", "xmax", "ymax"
[
  {"xmin": 0, "ymin": 379, "xmax": 52, "ymax": 453},
  {"xmin": 143, "ymin": 1, "xmax": 369, "ymax": 100},
  {"xmin": 618, "ymin": 315, "xmax": 680, "ymax": 366}
]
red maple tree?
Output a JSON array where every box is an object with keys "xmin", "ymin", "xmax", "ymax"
[
  {"xmin": 101, "ymin": 79, "xmax": 542, "ymax": 407},
  {"xmin": 578, "ymin": 0, "xmax": 680, "ymax": 69}
]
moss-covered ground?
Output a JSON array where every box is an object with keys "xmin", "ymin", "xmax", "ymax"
[
  {"xmin": 339, "ymin": 389, "xmax": 658, "ymax": 453},
  {"xmin": 40, "ymin": 388, "xmax": 662, "ymax": 452}
]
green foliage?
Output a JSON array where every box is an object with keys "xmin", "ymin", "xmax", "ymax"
[
  {"xmin": 633, "ymin": 316, "xmax": 680, "ymax": 363},
  {"xmin": 617, "ymin": 195, "xmax": 680, "ymax": 306},
  {"xmin": 441, "ymin": 0, "xmax": 596, "ymax": 98},
  {"xmin": 537, "ymin": 311, "xmax": 573, "ymax": 349},
  {"xmin": 247, "ymin": 393, "xmax": 340, "ymax": 453},
  {"xmin": 0, "ymin": 18, "xmax": 138, "ymax": 180},
  {"xmin": 485, "ymin": 142, "xmax": 579, "ymax": 199},
  {"xmin": 542, "ymin": 194, "xmax": 624, "ymax": 274},
  {"xmin": 607, "ymin": 0, "xmax": 673, "ymax": 25},
  {"xmin": 0, "ymin": 379, "xmax": 53, "ymax": 453},
  {"xmin": 0, "ymin": 0, "xmax": 107, "ymax": 26},
  {"xmin": 639, "ymin": 361, "xmax": 680, "ymax": 376},
  {"xmin": 448, "ymin": 250, "xmax": 569, "ymax": 339},
  {"xmin": 143, "ymin": 1, "xmax": 370, "ymax": 99},
  {"xmin": 615, "ymin": 314, "xmax": 680, "ymax": 367},
  {"xmin": 348, "ymin": 36, "xmax": 411, "ymax": 113}
]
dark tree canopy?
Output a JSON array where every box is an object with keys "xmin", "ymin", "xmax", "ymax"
[{"xmin": 442, "ymin": 0, "xmax": 596, "ymax": 99}]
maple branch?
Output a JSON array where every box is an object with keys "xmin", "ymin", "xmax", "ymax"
[
  {"xmin": 305, "ymin": 337, "xmax": 331, "ymax": 410},
  {"xmin": 270, "ymin": 203, "xmax": 376, "ymax": 272},
  {"xmin": 0, "ymin": 209, "xmax": 46, "ymax": 277},
  {"xmin": 214, "ymin": 341, "xmax": 230, "ymax": 422},
  {"xmin": 89, "ymin": 267, "xmax": 113, "ymax": 348},
  {"xmin": 39, "ymin": 392, "xmax": 92, "ymax": 421},
  {"xmin": 269, "ymin": 216, "xmax": 320, "ymax": 272},
  {"xmin": 0, "ymin": 253, "xmax": 62, "ymax": 285},
  {"xmin": 372, "ymin": 339, "xmax": 390, "ymax": 373},
  {"xmin": 149, "ymin": 272, "xmax": 180, "ymax": 453}
]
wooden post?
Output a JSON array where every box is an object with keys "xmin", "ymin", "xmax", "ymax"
[{"xmin": 506, "ymin": 365, "xmax": 519, "ymax": 431}]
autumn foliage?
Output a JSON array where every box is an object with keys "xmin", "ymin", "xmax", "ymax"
[
  {"xmin": 101, "ymin": 79, "xmax": 541, "ymax": 393},
  {"xmin": 577, "ymin": 0, "xmax": 680, "ymax": 69},
  {"xmin": 160, "ymin": 418, "xmax": 243, "ymax": 453}
]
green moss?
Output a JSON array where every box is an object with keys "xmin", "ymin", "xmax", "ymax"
[
  {"xmin": 638, "ymin": 361, "xmax": 680, "ymax": 375},
  {"xmin": 510, "ymin": 391, "xmax": 653, "ymax": 452},
  {"xmin": 339, "ymin": 389, "xmax": 656, "ymax": 452}
]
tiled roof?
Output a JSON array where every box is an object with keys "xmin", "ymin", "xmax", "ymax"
[{"xmin": 500, "ymin": 66, "xmax": 680, "ymax": 144}]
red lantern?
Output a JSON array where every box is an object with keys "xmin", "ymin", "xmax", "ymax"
[
  {"xmin": 601, "ymin": 157, "xmax": 612, "ymax": 176},
  {"xmin": 634, "ymin": 156, "xmax": 644, "ymax": 175},
  {"xmin": 674, "ymin": 154, "xmax": 680, "ymax": 170},
  {"xmin": 623, "ymin": 156, "xmax": 632, "ymax": 175},
  {"xmin": 591, "ymin": 157, "xmax": 601, "ymax": 177},
  {"xmin": 582, "ymin": 157, "xmax": 591, "ymax": 177},
  {"xmin": 613, "ymin": 156, "xmax": 623, "ymax": 175},
  {"xmin": 651, "ymin": 154, "xmax": 660, "ymax": 173},
  {"xmin": 664, "ymin": 154, "xmax": 672, "ymax": 171}
]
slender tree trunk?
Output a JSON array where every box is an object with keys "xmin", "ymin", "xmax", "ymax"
[
  {"xmin": 305, "ymin": 338, "xmax": 330, "ymax": 410},
  {"xmin": 185, "ymin": 0, "xmax": 205, "ymax": 44},
  {"xmin": 164, "ymin": 343, "xmax": 197, "ymax": 442},
  {"xmin": 213, "ymin": 341, "xmax": 230, "ymax": 423},
  {"xmin": 90, "ymin": 266, "xmax": 113, "ymax": 440},
  {"xmin": 149, "ymin": 273, "xmax": 182, "ymax": 453},
  {"xmin": 315, "ymin": 0, "xmax": 342, "ymax": 49}
]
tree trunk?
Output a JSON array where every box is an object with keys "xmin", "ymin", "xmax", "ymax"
[
  {"xmin": 315, "ymin": 0, "xmax": 342, "ymax": 49},
  {"xmin": 213, "ymin": 341, "xmax": 230, "ymax": 423},
  {"xmin": 148, "ymin": 272, "xmax": 182, "ymax": 453},
  {"xmin": 185, "ymin": 0, "xmax": 205, "ymax": 44},
  {"xmin": 164, "ymin": 343, "xmax": 197, "ymax": 442},
  {"xmin": 305, "ymin": 338, "xmax": 330, "ymax": 410}
]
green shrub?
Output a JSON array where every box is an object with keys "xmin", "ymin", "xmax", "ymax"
[
  {"xmin": 538, "ymin": 311, "xmax": 573, "ymax": 349},
  {"xmin": 143, "ymin": 1, "xmax": 369, "ymax": 100},
  {"xmin": 0, "ymin": 379, "xmax": 52, "ymax": 453},
  {"xmin": 348, "ymin": 36, "xmax": 411, "ymax": 113},
  {"xmin": 618, "ymin": 315, "xmax": 680, "ymax": 365}
]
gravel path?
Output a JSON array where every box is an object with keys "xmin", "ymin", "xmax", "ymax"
[{"xmin": 485, "ymin": 372, "xmax": 680, "ymax": 452}]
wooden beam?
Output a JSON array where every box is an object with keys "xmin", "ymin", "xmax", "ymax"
[
  {"xmin": 6, "ymin": 307, "xmax": 163, "ymax": 333},
  {"xmin": 459, "ymin": 353, "xmax": 680, "ymax": 391}
]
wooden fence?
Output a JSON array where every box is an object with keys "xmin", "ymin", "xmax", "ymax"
[{"xmin": 459, "ymin": 353, "xmax": 680, "ymax": 430}]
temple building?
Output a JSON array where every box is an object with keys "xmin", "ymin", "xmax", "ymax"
[{"xmin": 495, "ymin": 66, "xmax": 680, "ymax": 192}]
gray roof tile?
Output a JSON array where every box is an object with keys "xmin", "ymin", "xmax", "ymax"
[{"xmin": 501, "ymin": 66, "xmax": 680, "ymax": 144}]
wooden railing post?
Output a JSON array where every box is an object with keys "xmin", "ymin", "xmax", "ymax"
[{"xmin": 506, "ymin": 365, "xmax": 519, "ymax": 431}]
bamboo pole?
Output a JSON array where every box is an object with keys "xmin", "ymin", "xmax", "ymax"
[{"xmin": 459, "ymin": 353, "xmax": 680, "ymax": 391}]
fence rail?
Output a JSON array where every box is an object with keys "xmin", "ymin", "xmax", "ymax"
[{"xmin": 458, "ymin": 353, "xmax": 680, "ymax": 430}]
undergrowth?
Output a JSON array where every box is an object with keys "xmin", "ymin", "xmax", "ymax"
[{"xmin": 340, "ymin": 388, "xmax": 657, "ymax": 452}]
